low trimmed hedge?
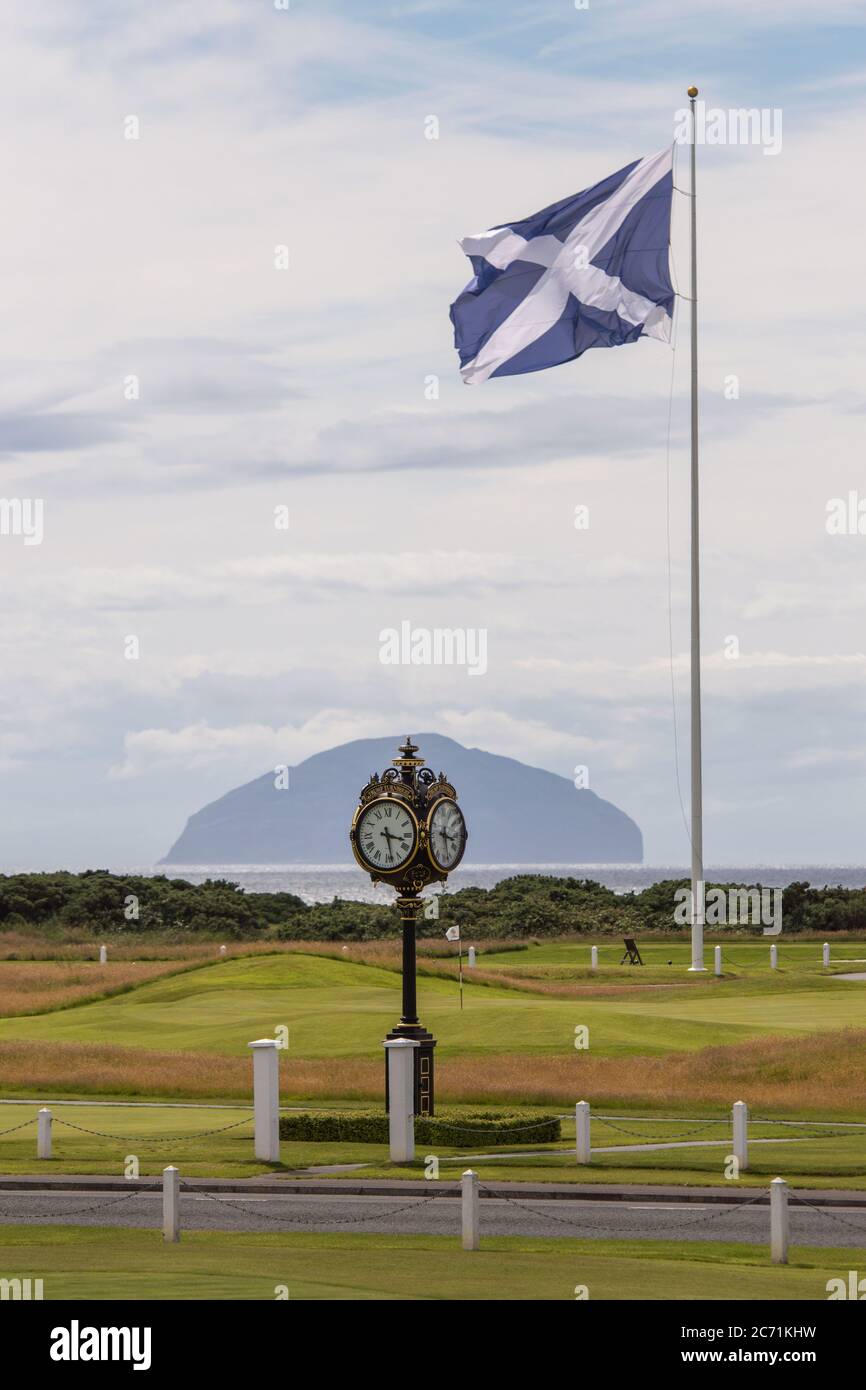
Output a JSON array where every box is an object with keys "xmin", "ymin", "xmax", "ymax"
[{"xmin": 279, "ymin": 1108, "xmax": 561, "ymax": 1147}]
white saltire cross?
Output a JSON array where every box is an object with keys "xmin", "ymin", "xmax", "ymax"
[{"xmin": 458, "ymin": 147, "xmax": 673, "ymax": 385}]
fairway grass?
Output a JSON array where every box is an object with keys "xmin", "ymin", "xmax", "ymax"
[
  {"xmin": 1, "ymin": 946, "xmax": 865, "ymax": 1065},
  {"xmin": 0, "ymin": 1224, "xmax": 857, "ymax": 1300}
]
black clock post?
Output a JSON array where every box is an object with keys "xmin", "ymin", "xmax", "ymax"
[
  {"xmin": 384, "ymin": 894, "xmax": 437, "ymax": 1115},
  {"xmin": 349, "ymin": 736, "xmax": 468, "ymax": 1118}
]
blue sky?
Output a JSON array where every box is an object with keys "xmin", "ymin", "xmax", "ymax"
[{"xmin": 1, "ymin": 0, "xmax": 866, "ymax": 868}]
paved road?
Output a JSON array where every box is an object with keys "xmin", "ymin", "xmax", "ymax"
[{"xmin": 1, "ymin": 1188, "xmax": 864, "ymax": 1247}]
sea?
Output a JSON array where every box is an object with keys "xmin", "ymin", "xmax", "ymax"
[{"xmin": 121, "ymin": 864, "xmax": 866, "ymax": 906}]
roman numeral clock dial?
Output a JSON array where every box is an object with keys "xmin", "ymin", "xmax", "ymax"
[
  {"xmin": 427, "ymin": 798, "xmax": 467, "ymax": 872},
  {"xmin": 355, "ymin": 800, "xmax": 417, "ymax": 871}
]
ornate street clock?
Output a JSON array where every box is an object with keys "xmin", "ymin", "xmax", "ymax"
[
  {"xmin": 350, "ymin": 736, "xmax": 468, "ymax": 1116},
  {"xmin": 353, "ymin": 799, "xmax": 418, "ymax": 876}
]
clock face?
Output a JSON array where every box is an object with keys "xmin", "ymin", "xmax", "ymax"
[
  {"xmin": 356, "ymin": 799, "xmax": 417, "ymax": 872},
  {"xmin": 428, "ymin": 798, "xmax": 467, "ymax": 871}
]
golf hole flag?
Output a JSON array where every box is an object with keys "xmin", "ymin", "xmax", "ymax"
[
  {"xmin": 445, "ymin": 925, "xmax": 460, "ymax": 942},
  {"xmin": 450, "ymin": 147, "xmax": 674, "ymax": 384}
]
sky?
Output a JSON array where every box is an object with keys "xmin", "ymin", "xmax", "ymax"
[{"xmin": 2, "ymin": 0, "xmax": 866, "ymax": 869}]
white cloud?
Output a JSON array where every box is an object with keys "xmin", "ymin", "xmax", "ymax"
[
  {"xmin": 515, "ymin": 650, "xmax": 866, "ymax": 698},
  {"xmin": 0, "ymin": 2, "xmax": 864, "ymax": 865},
  {"xmin": 111, "ymin": 710, "xmax": 384, "ymax": 779}
]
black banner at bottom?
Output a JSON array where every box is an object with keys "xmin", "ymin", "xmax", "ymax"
[{"xmin": 7, "ymin": 1298, "xmax": 861, "ymax": 1376}]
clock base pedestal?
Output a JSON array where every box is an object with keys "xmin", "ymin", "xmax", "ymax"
[{"xmin": 384, "ymin": 1024, "xmax": 436, "ymax": 1117}]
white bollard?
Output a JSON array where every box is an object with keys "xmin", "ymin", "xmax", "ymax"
[
  {"xmin": 823, "ymin": 942, "xmax": 830, "ymax": 968},
  {"xmin": 248, "ymin": 1039, "xmax": 281, "ymax": 1163},
  {"xmin": 714, "ymin": 945, "xmax": 722, "ymax": 976},
  {"xmin": 384, "ymin": 1038, "xmax": 418, "ymax": 1163},
  {"xmin": 732, "ymin": 1100, "xmax": 749, "ymax": 1173},
  {"xmin": 98, "ymin": 944, "xmax": 107, "ymax": 964},
  {"xmin": 770, "ymin": 1176, "xmax": 789, "ymax": 1265},
  {"xmin": 163, "ymin": 1165, "xmax": 180, "ymax": 1243},
  {"xmin": 770, "ymin": 944, "xmax": 778, "ymax": 970},
  {"xmin": 575, "ymin": 1100, "xmax": 591, "ymax": 1164},
  {"xmin": 219, "ymin": 944, "xmax": 227, "ymax": 956},
  {"xmin": 462, "ymin": 1169, "xmax": 480, "ymax": 1250},
  {"xmin": 37, "ymin": 1108, "xmax": 52, "ymax": 1160},
  {"xmin": 467, "ymin": 946, "xmax": 476, "ymax": 968},
  {"xmin": 590, "ymin": 946, "xmax": 598, "ymax": 971}
]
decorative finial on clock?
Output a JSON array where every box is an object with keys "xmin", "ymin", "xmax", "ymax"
[{"xmin": 394, "ymin": 736, "xmax": 422, "ymax": 765}]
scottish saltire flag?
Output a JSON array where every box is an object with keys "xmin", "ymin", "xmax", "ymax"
[{"xmin": 450, "ymin": 147, "xmax": 674, "ymax": 385}]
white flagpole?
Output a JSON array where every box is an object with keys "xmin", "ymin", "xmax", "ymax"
[{"xmin": 687, "ymin": 85, "xmax": 706, "ymax": 972}]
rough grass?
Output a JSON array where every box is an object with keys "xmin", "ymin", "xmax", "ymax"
[
  {"xmin": 3, "ymin": 1027, "xmax": 866, "ymax": 1114},
  {"xmin": 0, "ymin": 933, "xmax": 306, "ymax": 961},
  {"xmin": 0, "ymin": 960, "xmax": 211, "ymax": 1016},
  {"xmin": 0, "ymin": 1040, "xmax": 255, "ymax": 1098},
  {"xmin": 424, "ymin": 1028, "xmax": 866, "ymax": 1114}
]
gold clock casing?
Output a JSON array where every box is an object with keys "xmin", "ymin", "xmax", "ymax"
[
  {"xmin": 425, "ymin": 795, "xmax": 468, "ymax": 874},
  {"xmin": 349, "ymin": 794, "xmax": 421, "ymax": 878}
]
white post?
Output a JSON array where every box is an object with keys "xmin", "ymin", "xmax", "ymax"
[
  {"xmin": 384, "ymin": 1038, "xmax": 418, "ymax": 1163},
  {"xmin": 575, "ymin": 1100, "xmax": 591, "ymax": 1164},
  {"xmin": 37, "ymin": 1108, "xmax": 52, "ymax": 1160},
  {"xmin": 247, "ymin": 1039, "xmax": 280, "ymax": 1163},
  {"xmin": 462, "ymin": 1169, "xmax": 479, "ymax": 1250},
  {"xmin": 714, "ymin": 945, "xmax": 722, "ymax": 976},
  {"xmin": 823, "ymin": 941, "xmax": 830, "ymax": 968},
  {"xmin": 163, "ymin": 1165, "xmax": 180, "ymax": 1243},
  {"xmin": 219, "ymin": 944, "xmax": 227, "ymax": 956},
  {"xmin": 770, "ymin": 944, "xmax": 778, "ymax": 970},
  {"xmin": 732, "ymin": 1100, "xmax": 748, "ymax": 1173},
  {"xmin": 590, "ymin": 946, "xmax": 598, "ymax": 971},
  {"xmin": 770, "ymin": 1176, "xmax": 789, "ymax": 1265},
  {"xmin": 98, "ymin": 944, "xmax": 107, "ymax": 964},
  {"xmin": 467, "ymin": 946, "xmax": 476, "ymax": 968}
]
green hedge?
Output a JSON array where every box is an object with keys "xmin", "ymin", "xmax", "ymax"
[{"xmin": 279, "ymin": 1108, "xmax": 561, "ymax": 1147}]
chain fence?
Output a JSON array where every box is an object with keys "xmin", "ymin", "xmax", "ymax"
[
  {"xmin": 180, "ymin": 1180, "xmax": 446, "ymax": 1227},
  {"xmin": 52, "ymin": 1115, "xmax": 255, "ymax": 1144},
  {"xmin": 789, "ymin": 1189, "xmax": 866, "ymax": 1238},
  {"xmin": 477, "ymin": 1181, "xmax": 770, "ymax": 1233},
  {"xmin": 593, "ymin": 1116, "xmax": 729, "ymax": 1140},
  {"xmin": 0, "ymin": 1182, "xmax": 162, "ymax": 1221},
  {"xmin": 0, "ymin": 1117, "xmax": 37, "ymax": 1138},
  {"xmin": 752, "ymin": 1117, "xmax": 866, "ymax": 1141},
  {"xmin": 2, "ymin": 1099, "xmax": 865, "ymax": 1183}
]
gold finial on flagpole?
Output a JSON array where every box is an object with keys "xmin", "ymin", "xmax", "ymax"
[{"xmin": 687, "ymin": 85, "xmax": 699, "ymax": 98}]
